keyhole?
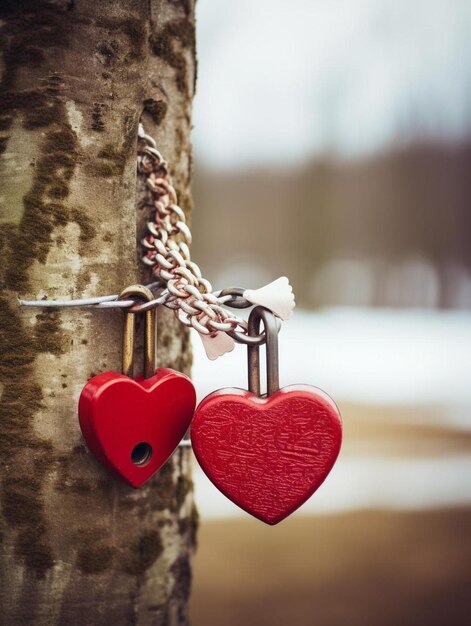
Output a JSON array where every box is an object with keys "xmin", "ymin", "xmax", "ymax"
[{"xmin": 131, "ymin": 442, "xmax": 153, "ymax": 466}]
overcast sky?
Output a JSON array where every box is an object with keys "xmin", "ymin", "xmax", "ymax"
[{"xmin": 192, "ymin": 0, "xmax": 471, "ymax": 167}]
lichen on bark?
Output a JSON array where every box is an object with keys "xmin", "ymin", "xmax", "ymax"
[{"xmin": 0, "ymin": 1, "xmax": 197, "ymax": 624}]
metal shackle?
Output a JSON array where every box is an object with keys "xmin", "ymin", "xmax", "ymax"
[
  {"xmin": 119, "ymin": 285, "xmax": 156, "ymax": 379},
  {"xmin": 247, "ymin": 306, "xmax": 280, "ymax": 397}
]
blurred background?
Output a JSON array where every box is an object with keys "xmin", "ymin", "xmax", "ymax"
[{"xmin": 188, "ymin": 1, "xmax": 471, "ymax": 625}]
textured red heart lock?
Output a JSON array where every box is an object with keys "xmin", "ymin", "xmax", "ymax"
[
  {"xmin": 79, "ymin": 285, "xmax": 196, "ymax": 487},
  {"xmin": 191, "ymin": 306, "xmax": 342, "ymax": 524}
]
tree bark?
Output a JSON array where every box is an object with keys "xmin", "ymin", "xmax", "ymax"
[{"xmin": 0, "ymin": 1, "xmax": 197, "ymax": 624}]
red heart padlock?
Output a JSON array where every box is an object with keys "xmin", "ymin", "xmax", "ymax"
[
  {"xmin": 191, "ymin": 307, "xmax": 342, "ymax": 524},
  {"xmin": 79, "ymin": 369, "xmax": 195, "ymax": 488},
  {"xmin": 78, "ymin": 286, "xmax": 196, "ymax": 487}
]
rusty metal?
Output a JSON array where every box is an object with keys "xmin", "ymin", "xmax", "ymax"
[
  {"xmin": 138, "ymin": 124, "xmax": 259, "ymax": 340},
  {"xmin": 247, "ymin": 306, "xmax": 280, "ymax": 397}
]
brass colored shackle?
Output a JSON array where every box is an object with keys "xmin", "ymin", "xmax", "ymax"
[
  {"xmin": 247, "ymin": 306, "xmax": 280, "ymax": 397},
  {"xmin": 119, "ymin": 285, "xmax": 156, "ymax": 379}
]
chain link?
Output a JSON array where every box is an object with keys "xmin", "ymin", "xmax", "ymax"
[{"xmin": 138, "ymin": 124, "xmax": 253, "ymax": 339}]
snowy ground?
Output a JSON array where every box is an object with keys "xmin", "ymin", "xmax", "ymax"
[
  {"xmin": 192, "ymin": 307, "xmax": 471, "ymax": 413},
  {"xmin": 189, "ymin": 307, "xmax": 471, "ymax": 518}
]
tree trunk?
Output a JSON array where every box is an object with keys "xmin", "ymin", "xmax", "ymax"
[{"xmin": 0, "ymin": 1, "xmax": 197, "ymax": 624}]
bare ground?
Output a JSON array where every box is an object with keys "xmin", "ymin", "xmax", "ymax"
[{"xmin": 191, "ymin": 508, "xmax": 471, "ymax": 626}]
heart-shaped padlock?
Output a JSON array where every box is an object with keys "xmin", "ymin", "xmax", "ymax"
[
  {"xmin": 79, "ymin": 285, "xmax": 196, "ymax": 487},
  {"xmin": 191, "ymin": 306, "xmax": 342, "ymax": 524}
]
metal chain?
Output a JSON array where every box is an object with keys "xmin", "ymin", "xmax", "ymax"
[
  {"xmin": 19, "ymin": 125, "xmax": 286, "ymax": 346},
  {"xmin": 138, "ymin": 124, "xmax": 253, "ymax": 340}
]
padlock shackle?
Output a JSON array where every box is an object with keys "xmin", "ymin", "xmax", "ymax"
[
  {"xmin": 247, "ymin": 306, "xmax": 279, "ymax": 397},
  {"xmin": 120, "ymin": 285, "xmax": 156, "ymax": 379}
]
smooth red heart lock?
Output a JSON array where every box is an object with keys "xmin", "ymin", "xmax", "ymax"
[
  {"xmin": 191, "ymin": 384, "xmax": 342, "ymax": 524},
  {"xmin": 79, "ymin": 368, "xmax": 196, "ymax": 488}
]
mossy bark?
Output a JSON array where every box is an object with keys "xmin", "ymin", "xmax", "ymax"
[{"xmin": 0, "ymin": 1, "xmax": 197, "ymax": 624}]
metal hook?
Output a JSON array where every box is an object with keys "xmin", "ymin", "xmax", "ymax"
[
  {"xmin": 218, "ymin": 287, "xmax": 268, "ymax": 346},
  {"xmin": 247, "ymin": 306, "xmax": 280, "ymax": 397},
  {"xmin": 218, "ymin": 287, "xmax": 252, "ymax": 309},
  {"xmin": 119, "ymin": 285, "xmax": 156, "ymax": 379}
]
